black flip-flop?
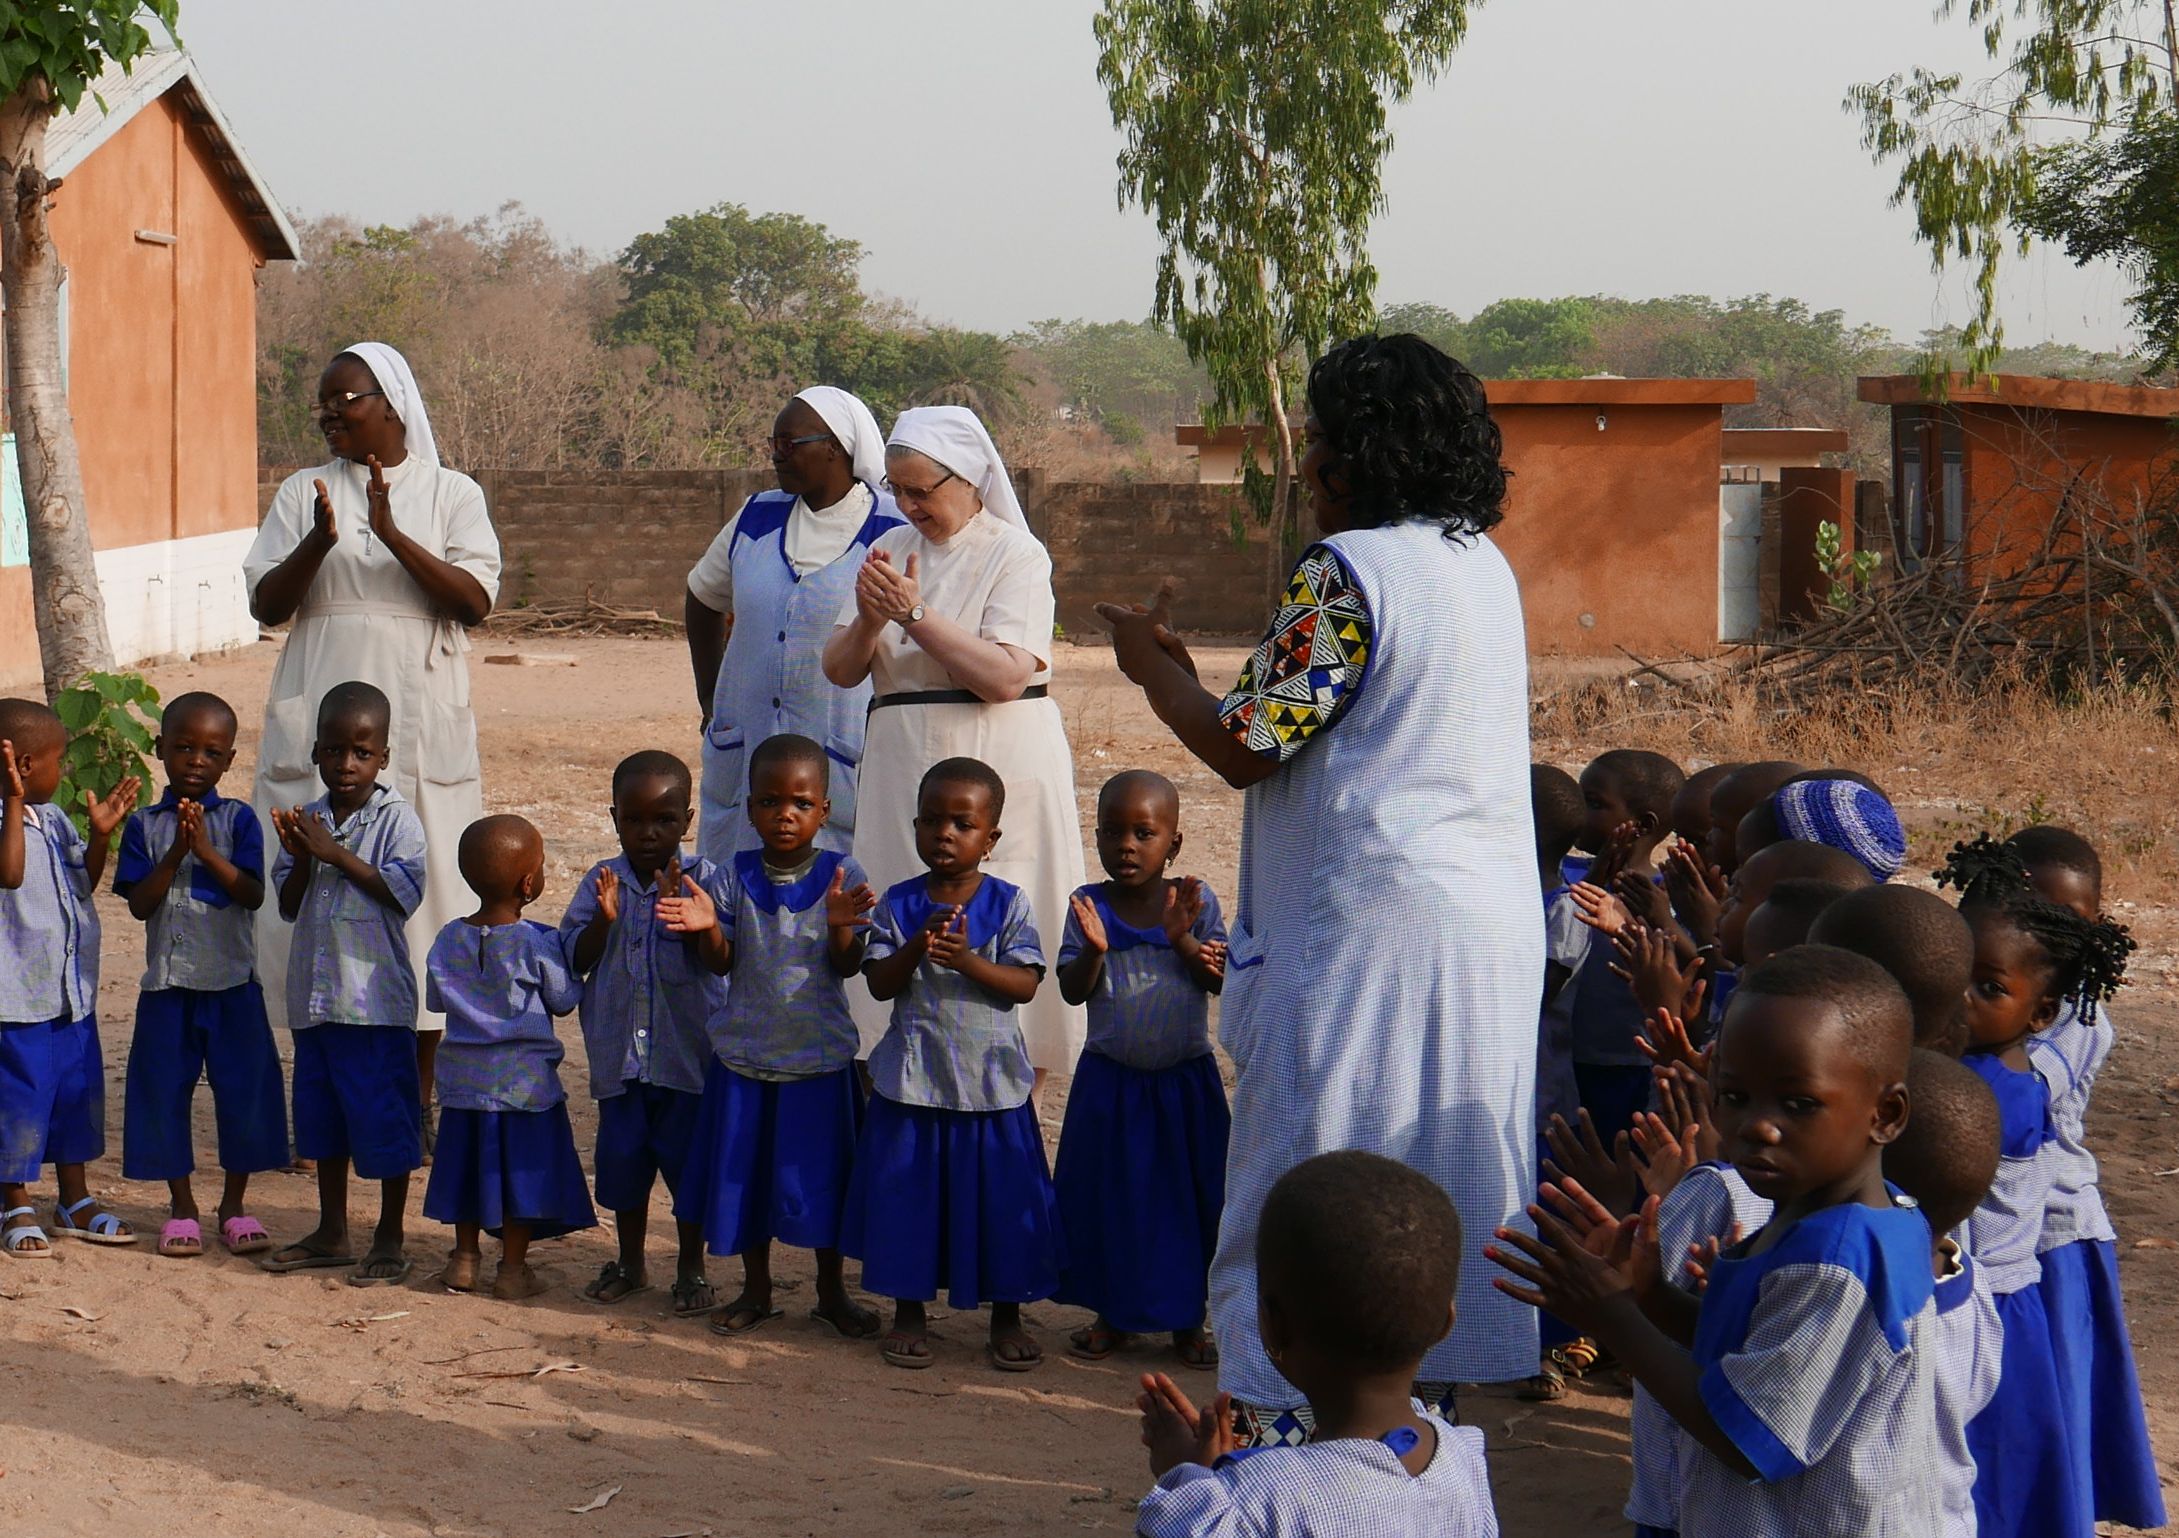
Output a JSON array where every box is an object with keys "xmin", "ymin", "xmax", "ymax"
[
  {"xmin": 881, "ymin": 1330, "xmax": 934, "ymax": 1370},
  {"xmin": 582, "ymin": 1260, "xmax": 650, "ymax": 1305},
  {"xmin": 260, "ymin": 1239, "xmax": 357, "ymax": 1273},
  {"xmin": 809, "ymin": 1304, "xmax": 883, "ymax": 1341},
  {"xmin": 707, "ymin": 1301, "xmax": 783, "ymax": 1336}
]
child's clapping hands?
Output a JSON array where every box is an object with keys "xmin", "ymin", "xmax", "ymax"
[{"xmin": 1137, "ymin": 1371, "xmax": 1237, "ymax": 1477}]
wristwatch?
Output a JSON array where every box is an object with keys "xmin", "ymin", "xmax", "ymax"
[{"xmin": 901, "ymin": 603, "xmax": 926, "ymax": 627}]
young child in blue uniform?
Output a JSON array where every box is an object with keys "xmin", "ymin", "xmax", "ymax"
[
  {"xmin": 2009, "ymin": 825, "xmax": 2166, "ymax": 1532},
  {"xmin": 841, "ymin": 756, "xmax": 1062, "ymax": 1373},
  {"xmin": 1883, "ymin": 1048, "xmax": 2005, "ymax": 1538},
  {"xmin": 562, "ymin": 749, "xmax": 732, "ymax": 1317},
  {"xmin": 675, "ymin": 734, "xmax": 881, "ymax": 1341},
  {"xmin": 422, "ymin": 814, "xmax": 594, "ymax": 1300},
  {"xmin": 0, "ymin": 698, "xmax": 139, "ymax": 1255},
  {"xmin": 1132, "ymin": 1150, "xmax": 1499, "ymax": 1537},
  {"xmin": 1809, "ymin": 883, "xmax": 1977, "ymax": 1054},
  {"xmin": 1939, "ymin": 834, "xmax": 2135, "ymax": 1538},
  {"xmin": 114, "ymin": 691, "xmax": 287, "ymax": 1258},
  {"xmin": 1490, "ymin": 945, "xmax": 1943, "ymax": 1538},
  {"xmin": 264, "ymin": 682, "xmax": 428, "ymax": 1287},
  {"xmin": 1568, "ymin": 749, "xmax": 1685, "ymax": 1144},
  {"xmin": 1054, "ymin": 770, "xmax": 1228, "ymax": 1370}
]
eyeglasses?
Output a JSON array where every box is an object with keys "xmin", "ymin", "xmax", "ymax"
[
  {"xmin": 882, "ymin": 470, "xmax": 958, "ymax": 504},
  {"xmin": 767, "ymin": 432, "xmax": 832, "ymax": 456},
  {"xmin": 316, "ymin": 389, "xmax": 384, "ymax": 415}
]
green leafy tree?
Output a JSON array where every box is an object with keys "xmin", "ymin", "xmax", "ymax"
[
  {"xmin": 2020, "ymin": 109, "xmax": 2179, "ymax": 372},
  {"xmin": 1095, "ymin": 0, "xmax": 1477, "ymax": 586},
  {"xmin": 0, "ymin": 0, "xmax": 181, "ymax": 699},
  {"xmin": 1376, "ymin": 301, "xmax": 1469, "ymax": 358},
  {"xmin": 610, "ymin": 203, "xmax": 866, "ymax": 370},
  {"xmin": 1847, "ymin": 1, "xmax": 2176, "ymax": 374},
  {"xmin": 1011, "ymin": 317, "xmax": 1207, "ymax": 429},
  {"xmin": 1459, "ymin": 296, "xmax": 1599, "ymax": 378}
]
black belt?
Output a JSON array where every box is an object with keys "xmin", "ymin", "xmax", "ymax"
[{"xmin": 868, "ymin": 685, "xmax": 1048, "ymax": 712}]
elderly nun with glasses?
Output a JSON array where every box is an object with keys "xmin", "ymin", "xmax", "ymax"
[
  {"xmin": 243, "ymin": 343, "xmax": 501, "ymax": 1119},
  {"xmin": 822, "ymin": 406, "xmax": 1087, "ymax": 1083},
  {"xmin": 685, "ymin": 388, "xmax": 904, "ymax": 866}
]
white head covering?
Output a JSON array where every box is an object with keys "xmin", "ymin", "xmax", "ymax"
[
  {"xmin": 339, "ymin": 341, "xmax": 439, "ymax": 469},
  {"xmin": 794, "ymin": 386, "xmax": 886, "ymax": 488},
  {"xmin": 886, "ymin": 405, "xmax": 1029, "ymax": 535}
]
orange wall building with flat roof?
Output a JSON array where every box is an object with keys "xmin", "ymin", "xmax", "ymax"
[
  {"xmin": 1859, "ymin": 374, "xmax": 2179, "ymax": 581},
  {"xmin": 0, "ymin": 50, "xmax": 293, "ymax": 689}
]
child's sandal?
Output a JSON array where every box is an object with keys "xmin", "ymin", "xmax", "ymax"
[
  {"xmin": 881, "ymin": 1330, "xmax": 934, "ymax": 1370},
  {"xmin": 156, "ymin": 1218, "xmax": 203, "ymax": 1258},
  {"xmin": 670, "ymin": 1277, "xmax": 716, "ymax": 1318},
  {"xmin": 1067, "ymin": 1323, "xmax": 1122, "ymax": 1361},
  {"xmin": 52, "ymin": 1197, "xmax": 135, "ymax": 1246},
  {"xmin": 1552, "ymin": 1338, "xmax": 1602, "ymax": 1378},
  {"xmin": 219, "ymin": 1215, "xmax": 274, "ymax": 1256},
  {"xmin": 1, "ymin": 1206, "xmax": 53, "ymax": 1260},
  {"xmin": 1518, "ymin": 1361, "xmax": 1568, "ymax": 1402}
]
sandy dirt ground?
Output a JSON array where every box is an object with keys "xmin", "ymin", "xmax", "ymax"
[{"xmin": 3, "ymin": 635, "xmax": 2176, "ymax": 1536}]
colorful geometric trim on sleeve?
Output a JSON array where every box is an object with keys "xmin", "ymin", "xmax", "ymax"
[{"xmin": 1216, "ymin": 544, "xmax": 1372, "ymax": 762}]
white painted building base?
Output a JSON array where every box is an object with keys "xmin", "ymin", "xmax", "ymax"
[
  {"xmin": 1, "ymin": 525, "xmax": 259, "ymax": 687},
  {"xmin": 1718, "ymin": 483, "xmax": 1763, "ymax": 643}
]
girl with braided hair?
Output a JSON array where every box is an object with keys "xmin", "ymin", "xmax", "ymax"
[
  {"xmin": 1938, "ymin": 835, "xmax": 2136, "ymax": 1538},
  {"xmin": 2003, "ymin": 828, "xmax": 2166, "ymax": 1532}
]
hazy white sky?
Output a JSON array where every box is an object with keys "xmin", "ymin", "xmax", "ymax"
[{"xmin": 176, "ymin": 0, "xmax": 2134, "ymax": 350}]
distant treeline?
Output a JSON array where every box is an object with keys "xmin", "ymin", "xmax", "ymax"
[{"xmin": 256, "ymin": 203, "xmax": 2144, "ymax": 478}]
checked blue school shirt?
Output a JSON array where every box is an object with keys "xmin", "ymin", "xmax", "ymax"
[
  {"xmin": 559, "ymin": 854, "xmax": 734, "ymax": 1100},
  {"xmin": 1681, "ymin": 1192, "xmax": 1941, "ymax": 1537},
  {"xmin": 426, "ymin": 918, "xmax": 581, "ymax": 1113},
  {"xmin": 0, "ymin": 803, "xmax": 99, "ymax": 1024},
  {"xmin": 1962, "ymin": 1052, "xmax": 2058, "ymax": 1295},
  {"xmin": 712, "ymin": 849, "xmax": 868, "ymax": 1080},
  {"xmin": 271, "ymin": 783, "xmax": 427, "ymax": 1029},
  {"xmin": 2030, "ymin": 1000, "xmax": 2119, "ymax": 1250},
  {"xmin": 114, "ymin": 788, "xmax": 263, "ymax": 993},
  {"xmin": 1930, "ymin": 1237, "xmax": 2005, "ymax": 1538},
  {"xmin": 864, "ymin": 873, "xmax": 1045, "ymax": 1113},
  {"xmin": 1058, "ymin": 881, "xmax": 1225, "ymax": 1072}
]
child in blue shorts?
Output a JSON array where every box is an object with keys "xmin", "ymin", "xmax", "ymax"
[
  {"xmin": 422, "ymin": 814, "xmax": 594, "ymax": 1300},
  {"xmin": 676, "ymin": 734, "xmax": 880, "ymax": 1340},
  {"xmin": 563, "ymin": 749, "xmax": 730, "ymax": 1316},
  {"xmin": 0, "ymin": 698, "xmax": 140, "ymax": 1255},
  {"xmin": 263, "ymin": 681, "xmax": 428, "ymax": 1288},
  {"xmin": 115, "ymin": 691, "xmax": 287, "ymax": 1259}
]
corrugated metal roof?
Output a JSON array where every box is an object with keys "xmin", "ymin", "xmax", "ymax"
[{"xmin": 45, "ymin": 48, "xmax": 297, "ymax": 261}]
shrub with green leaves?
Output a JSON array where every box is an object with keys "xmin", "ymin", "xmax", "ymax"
[{"xmin": 52, "ymin": 670, "xmax": 159, "ymax": 841}]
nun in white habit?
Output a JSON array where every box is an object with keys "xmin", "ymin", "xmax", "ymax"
[
  {"xmin": 244, "ymin": 343, "xmax": 500, "ymax": 1062},
  {"xmin": 822, "ymin": 405, "xmax": 1087, "ymax": 1078}
]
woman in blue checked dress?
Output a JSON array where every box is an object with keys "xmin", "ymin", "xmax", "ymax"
[{"xmin": 1099, "ymin": 335, "xmax": 1541, "ymax": 1444}]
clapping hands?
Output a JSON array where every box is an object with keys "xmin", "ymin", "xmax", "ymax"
[
  {"xmin": 825, "ymin": 864, "xmax": 877, "ymax": 929},
  {"xmin": 1137, "ymin": 1372, "xmax": 1236, "ymax": 1477}
]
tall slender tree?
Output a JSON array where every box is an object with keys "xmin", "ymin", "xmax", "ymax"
[
  {"xmin": 0, "ymin": 1, "xmax": 179, "ymax": 699},
  {"xmin": 1848, "ymin": 0, "xmax": 2176, "ymax": 375},
  {"xmin": 1095, "ymin": 0, "xmax": 1476, "ymax": 595}
]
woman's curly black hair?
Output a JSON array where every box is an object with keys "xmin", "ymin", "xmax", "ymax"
[
  {"xmin": 1936, "ymin": 834, "xmax": 2134, "ymax": 1011},
  {"xmin": 1306, "ymin": 334, "xmax": 1509, "ymax": 541}
]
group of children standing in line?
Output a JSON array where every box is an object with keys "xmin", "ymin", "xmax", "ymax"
[
  {"xmin": 1500, "ymin": 746, "xmax": 2164, "ymax": 1538},
  {"xmin": 3, "ymin": 675, "xmax": 2173, "ymax": 1535},
  {"xmin": 0, "ymin": 681, "xmax": 1234, "ymax": 1384}
]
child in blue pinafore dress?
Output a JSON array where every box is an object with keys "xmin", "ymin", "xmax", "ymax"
[
  {"xmin": 422, "ymin": 815, "xmax": 594, "ymax": 1300},
  {"xmin": 1939, "ymin": 834, "xmax": 2135, "ymax": 1538},
  {"xmin": 676, "ymin": 734, "xmax": 881, "ymax": 1341},
  {"xmin": 2007, "ymin": 826, "xmax": 2166, "ymax": 1532},
  {"xmin": 1053, "ymin": 771, "xmax": 1228, "ymax": 1371},
  {"xmin": 841, "ymin": 756, "xmax": 1063, "ymax": 1373}
]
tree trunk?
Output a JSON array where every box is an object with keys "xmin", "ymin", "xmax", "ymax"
[
  {"xmin": 1263, "ymin": 357, "xmax": 1297, "ymax": 610},
  {"xmin": 0, "ymin": 80, "xmax": 111, "ymax": 700}
]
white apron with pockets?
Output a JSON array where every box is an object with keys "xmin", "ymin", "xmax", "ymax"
[
  {"xmin": 1213, "ymin": 519, "xmax": 1543, "ymax": 1404},
  {"xmin": 697, "ymin": 487, "xmax": 901, "ymax": 866},
  {"xmin": 246, "ymin": 456, "xmax": 500, "ymax": 1032},
  {"xmin": 845, "ymin": 512, "xmax": 1087, "ymax": 1068}
]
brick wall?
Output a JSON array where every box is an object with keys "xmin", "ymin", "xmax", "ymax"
[{"xmin": 261, "ymin": 467, "xmax": 1289, "ymax": 636}]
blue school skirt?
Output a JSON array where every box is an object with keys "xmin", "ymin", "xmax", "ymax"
[
  {"xmin": 841, "ymin": 1094, "xmax": 1063, "ymax": 1309},
  {"xmin": 2042, "ymin": 1237, "xmax": 2166, "ymax": 1530},
  {"xmin": 1053, "ymin": 1050, "xmax": 1227, "ymax": 1334},
  {"xmin": 1573, "ymin": 1062, "xmax": 1651, "ymax": 1148},
  {"xmin": 1968, "ymin": 1281, "xmax": 2089, "ymax": 1538},
  {"xmin": 674, "ymin": 1059, "xmax": 861, "ymax": 1257},
  {"xmin": 0, "ymin": 1014, "xmax": 104, "ymax": 1181},
  {"xmin": 423, "ymin": 1103, "xmax": 596, "ymax": 1241},
  {"xmin": 123, "ymin": 983, "xmax": 288, "ymax": 1181}
]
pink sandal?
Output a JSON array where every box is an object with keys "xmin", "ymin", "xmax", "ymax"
[
  {"xmin": 219, "ymin": 1215, "xmax": 273, "ymax": 1255},
  {"xmin": 157, "ymin": 1218, "xmax": 203, "ymax": 1258}
]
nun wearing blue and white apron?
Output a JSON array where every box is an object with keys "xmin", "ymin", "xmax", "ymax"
[
  {"xmin": 685, "ymin": 387, "xmax": 903, "ymax": 866},
  {"xmin": 246, "ymin": 344, "xmax": 499, "ymax": 1067},
  {"xmin": 1098, "ymin": 335, "xmax": 1541, "ymax": 1445}
]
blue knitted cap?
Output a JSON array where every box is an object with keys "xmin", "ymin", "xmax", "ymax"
[{"xmin": 1772, "ymin": 780, "xmax": 1906, "ymax": 881}]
